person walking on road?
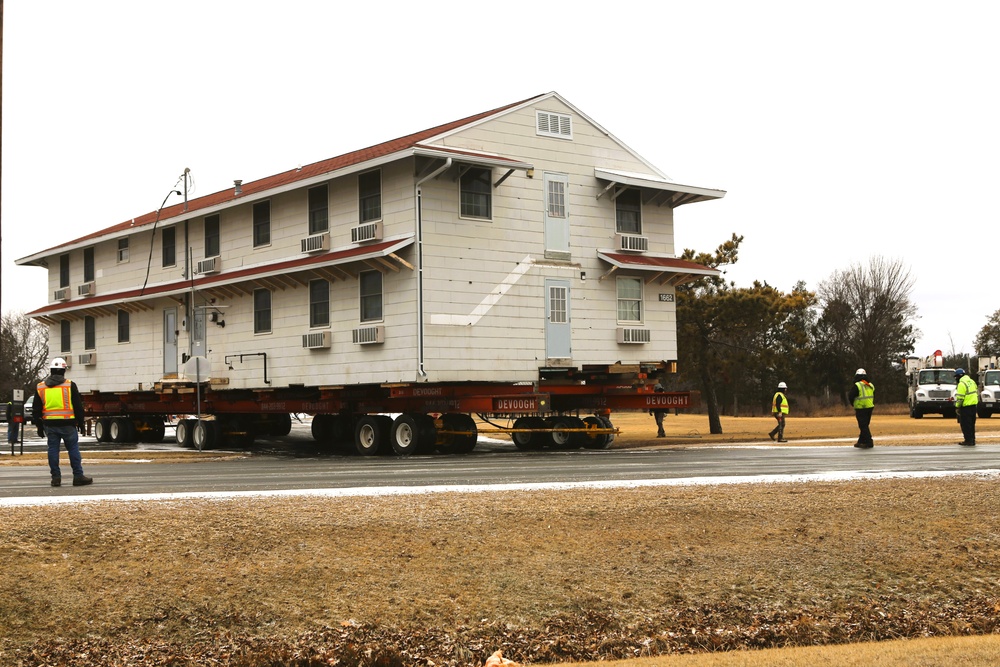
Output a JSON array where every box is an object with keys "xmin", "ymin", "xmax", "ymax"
[
  {"xmin": 31, "ymin": 358, "xmax": 93, "ymax": 486},
  {"xmin": 769, "ymin": 382, "xmax": 789, "ymax": 443},
  {"xmin": 954, "ymin": 368, "xmax": 978, "ymax": 446},
  {"xmin": 849, "ymin": 368, "xmax": 875, "ymax": 448},
  {"xmin": 6, "ymin": 400, "xmax": 20, "ymax": 447},
  {"xmin": 650, "ymin": 383, "xmax": 666, "ymax": 437}
]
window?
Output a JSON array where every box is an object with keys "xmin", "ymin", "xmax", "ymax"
[
  {"xmin": 83, "ymin": 247, "xmax": 95, "ymax": 282},
  {"xmin": 59, "ymin": 254, "xmax": 70, "ymax": 288},
  {"xmin": 60, "ymin": 320, "xmax": 71, "ymax": 353},
  {"xmin": 536, "ymin": 110, "xmax": 573, "ymax": 139},
  {"xmin": 117, "ymin": 238, "xmax": 130, "ymax": 263},
  {"xmin": 617, "ymin": 277, "xmax": 643, "ymax": 323},
  {"xmin": 460, "ymin": 167, "xmax": 492, "ymax": 219},
  {"xmin": 205, "ymin": 215, "xmax": 220, "ymax": 257},
  {"xmin": 117, "ymin": 310, "xmax": 130, "ymax": 343},
  {"xmin": 309, "ymin": 279, "xmax": 330, "ymax": 328},
  {"xmin": 359, "ymin": 170, "xmax": 382, "ymax": 223},
  {"xmin": 84, "ymin": 316, "xmax": 96, "ymax": 350},
  {"xmin": 359, "ymin": 270, "xmax": 383, "ymax": 322},
  {"xmin": 253, "ymin": 288, "xmax": 272, "ymax": 333},
  {"xmin": 162, "ymin": 227, "xmax": 176, "ymax": 267},
  {"xmin": 308, "ymin": 185, "xmax": 329, "ymax": 234},
  {"xmin": 615, "ymin": 188, "xmax": 642, "ymax": 234},
  {"xmin": 547, "ymin": 178, "xmax": 566, "ymax": 218},
  {"xmin": 253, "ymin": 201, "xmax": 271, "ymax": 248}
]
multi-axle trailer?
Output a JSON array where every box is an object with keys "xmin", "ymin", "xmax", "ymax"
[{"xmin": 82, "ymin": 364, "xmax": 694, "ymax": 455}]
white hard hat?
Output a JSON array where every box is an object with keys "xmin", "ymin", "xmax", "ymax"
[
  {"xmin": 856, "ymin": 368, "xmax": 867, "ymax": 375},
  {"xmin": 777, "ymin": 381, "xmax": 787, "ymax": 390},
  {"xmin": 50, "ymin": 357, "xmax": 68, "ymax": 370}
]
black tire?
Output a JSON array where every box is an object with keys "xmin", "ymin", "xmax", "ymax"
[
  {"xmin": 391, "ymin": 414, "xmax": 436, "ymax": 455},
  {"xmin": 267, "ymin": 413, "xmax": 293, "ymax": 437},
  {"xmin": 175, "ymin": 419, "xmax": 195, "ymax": 448},
  {"xmin": 311, "ymin": 414, "xmax": 334, "ymax": 442},
  {"xmin": 95, "ymin": 418, "xmax": 112, "ymax": 443},
  {"xmin": 909, "ymin": 403, "xmax": 923, "ymax": 419},
  {"xmin": 193, "ymin": 420, "xmax": 219, "ymax": 450},
  {"xmin": 354, "ymin": 415, "xmax": 391, "ymax": 456},
  {"xmin": 222, "ymin": 416, "xmax": 255, "ymax": 448},
  {"xmin": 512, "ymin": 416, "xmax": 545, "ymax": 450},
  {"xmin": 110, "ymin": 417, "xmax": 135, "ymax": 444},
  {"xmin": 139, "ymin": 417, "xmax": 166, "ymax": 443},
  {"xmin": 549, "ymin": 416, "xmax": 584, "ymax": 449},
  {"xmin": 438, "ymin": 413, "xmax": 477, "ymax": 454},
  {"xmin": 581, "ymin": 415, "xmax": 614, "ymax": 449}
]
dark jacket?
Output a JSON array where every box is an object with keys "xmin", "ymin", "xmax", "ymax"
[{"xmin": 31, "ymin": 372, "xmax": 85, "ymax": 428}]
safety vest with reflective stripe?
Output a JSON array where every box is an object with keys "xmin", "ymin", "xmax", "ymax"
[
  {"xmin": 37, "ymin": 380, "xmax": 75, "ymax": 420},
  {"xmin": 955, "ymin": 375, "xmax": 979, "ymax": 407},
  {"xmin": 772, "ymin": 391, "xmax": 788, "ymax": 415},
  {"xmin": 853, "ymin": 381, "xmax": 875, "ymax": 409}
]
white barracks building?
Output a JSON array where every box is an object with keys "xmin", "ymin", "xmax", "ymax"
[{"xmin": 17, "ymin": 93, "xmax": 725, "ymax": 393}]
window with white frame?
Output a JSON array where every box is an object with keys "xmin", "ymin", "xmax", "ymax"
[
  {"xmin": 309, "ymin": 279, "xmax": 330, "ymax": 328},
  {"xmin": 254, "ymin": 288, "xmax": 272, "ymax": 334},
  {"xmin": 359, "ymin": 270, "xmax": 383, "ymax": 323},
  {"xmin": 359, "ymin": 170, "xmax": 381, "ymax": 223},
  {"xmin": 616, "ymin": 277, "xmax": 643, "ymax": 323},
  {"xmin": 547, "ymin": 178, "xmax": 566, "ymax": 218},
  {"xmin": 205, "ymin": 214, "xmax": 220, "ymax": 258},
  {"xmin": 60, "ymin": 320, "xmax": 71, "ymax": 352},
  {"xmin": 84, "ymin": 316, "xmax": 96, "ymax": 350},
  {"xmin": 117, "ymin": 238, "xmax": 130, "ymax": 263},
  {"xmin": 117, "ymin": 309, "xmax": 130, "ymax": 343},
  {"xmin": 615, "ymin": 188, "xmax": 641, "ymax": 234},
  {"xmin": 460, "ymin": 167, "xmax": 492, "ymax": 219},
  {"xmin": 308, "ymin": 185, "xmax": 329, "ymax": 235},
  {"xmin": 253, "ymin": 201, "xmax": 271, "ymax": 248}
]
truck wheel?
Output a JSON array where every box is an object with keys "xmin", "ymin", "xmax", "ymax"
[
  {"xmin": 95, "ymin": 418, "xmax": 112, "ymax": 443},
  {"xmin": 549, "ymin": 416, "xmax": 584, "ymax": 449},
  {"xmin": 391, "ymin": 414, "xmax": 436, "ymax": 455},
  {"xmin": 512, "ymin": 416, "xmax": 545, "ymax": 450},
  {"xmin": 140, "ymin": 418, "xmax": 166, "ymax": 444},
  {"xmin": 267, "ymin": 413, "xmax": 293, "ymax": 437},
  {"xmin": 110, "ymin": 417, "xmax": 135, "ymax": 444},
  {"xmin": 581, "ymin": 415, "xmax": 614, "ymax": 449},
  {"xmin": 311, "ymin": 414, "xmax": 333, "ymax": 442},
  {"xmin": 354, "ymin": 415, "xmax": 391, "ymax": 456},
  {"xmin": 175, "ymin": 419, "xmax": 195, "ymax": 447},
  {"xmin": 193, "ymin": 420, "xmax": 218, "ymax": 450},
  {"xmin": 909, "ymin": 403, "xmax": 923, "ymax": 419},
  {"xmin": 222, "ymin": 416, "xmax": 255, "ymax": 448},
  {"xmin": 437, "ymin": 413, "xmax": 477, "ymax": 454}
]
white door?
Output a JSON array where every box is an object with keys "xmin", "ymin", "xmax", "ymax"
[
  {"xmin": 163, "ymin": 308, "xmax": 178, "ymax": 376},
  {"xmin": 543, "ymin": 172, "xmax": 570, "ymax": 260},
  {"xmin": 545, "ymin": 279, "xmax": 571, "ymax": 360}
]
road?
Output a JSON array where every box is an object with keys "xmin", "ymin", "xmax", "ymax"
[{"xmin": 2, "ymin": 425, "xmax": 998, "ymax": 502}]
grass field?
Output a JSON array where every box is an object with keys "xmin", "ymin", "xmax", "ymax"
[{"xmin": 1, "ymin": 410, "xmax": 998, "ymax": 666}]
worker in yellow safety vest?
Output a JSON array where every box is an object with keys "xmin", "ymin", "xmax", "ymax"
[
  {"xmin": 768, "ymin": 381, "xmax": 789, "ymax": 443},
  {"xmin": 31, "ymin": 358, "xmax": 93, "ymax": 487},
  {"xmin": 849, "ymin": 368, "xmax": 875, "ymax": 448},
  {"xmin": 954, "ymin": 368, "xmax": 978, "ymax": 446}
]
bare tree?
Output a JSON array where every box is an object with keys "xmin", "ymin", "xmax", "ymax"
[
  {"xmin": 1, "ymin": 311, "xmax": 49, "ymax": 402},
  {"xmin": 814, "ymin": 257, "xmax": 917, "ymax": 403}
]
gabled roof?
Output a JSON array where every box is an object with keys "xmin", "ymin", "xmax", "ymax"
[{"xmin": 16, "ymin": 93, "xmax": 548, "ymax": 266}]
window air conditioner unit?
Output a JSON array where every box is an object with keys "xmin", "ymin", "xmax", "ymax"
[
  {"xmin": 352, "ymin": 325, "xmax": 385, "ymax": 345},
  {"xmin": 616, "ymin": 233, "xmax": 648, "ymax": 253},
  {"xmin": 54, "ymin": 287, "xmax": 71, "ymax": 302},
  {"xmin": 351, "ymin": 221, "xmax": 383, "ymax": 244},
  {"xmin": 617, "ymin": 327, "xmax": 651, "ymax": 344},
  {"xmin": 302, "ymin": 331, "xmax": 332, "ymax": 349},
  {"xmin": 300, "ymin": 233, "xmax": 330, "ymax": 253},
  {"xmin": 78, "ymin": 353, "xmax": 96, "ymax": 366},
  {"xmin": 196, "ymin": 257, "xmax": 220, "ymax": 275},
  {"xmin": 77, "ymin": 281, "xmax": 96, "ymax": 297}
]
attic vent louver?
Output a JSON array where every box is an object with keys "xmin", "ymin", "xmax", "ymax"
[{"xmin": 536, "ymin": 111, "xmax": 572, "ymax": 139}]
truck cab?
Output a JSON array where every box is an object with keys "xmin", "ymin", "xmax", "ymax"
[
  {"xmin": 978, "ymin": 355, "xmax": 999, "ymax": 418},
  {"xmin": 905, "ymin": 352, "xmax": 957, "ymax": 419}
]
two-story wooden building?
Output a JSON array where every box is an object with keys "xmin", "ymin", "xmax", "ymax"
[{"xmin": 17, "ymin": 92, "xmax": 724, "ymax": 401}]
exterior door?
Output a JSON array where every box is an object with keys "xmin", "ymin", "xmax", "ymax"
[
  {"xmin": 543, "ymin": 172, "xmax": 570, "ymax": 260},
  {"xmin": 163, "ymin": 307, "xmax": 178, "ymax": 376},
  {"xmin": 545, "ymin": 279, "xmax": 571, "ymax": 360}
]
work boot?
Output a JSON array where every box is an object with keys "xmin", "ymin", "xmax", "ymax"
[
  {"xmin": 854, "ymin": 443, "xmax": 873, "ymax": 449},
  {"xmin": 768, "ymin": 432, "xmax": 776, "ymax": 441},
  {"xmin": 657, "ymin": 430, "xmax": 665, "ymax": 438},
  {"xmin": 958, "ymin": 442, "xmax": 976, "ymax": 447},
  {"xmin": 51, "ymin": 477, "xmax": 61, "ymax": 487},
  {"xmin": 777, "ymin": 439, "xmax": 788, "ymax": 443},
  {"xmin": 72, "ymin": 475, "xmax": 94, "ymax": 486}
]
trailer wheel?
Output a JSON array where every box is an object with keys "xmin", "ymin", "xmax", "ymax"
[
  {"xmin": 222, "ymin": 416, "xmax": 255, "ymax": 448},
  {"xmin": 110, "ymin": 417, "xmax": 135, "ymax": 444},
  {"xmin": 95, "ymin": 418, "xmax": 112, "ymax": 443},
  {"xmin": 311, "ymin": 414, "xmax": 334, "ymax": 442},
  {"xmin": 176, "ymin": 419, "xmax": 195, "ymax": 447},
  {"xmin": 193, "ymin": 420, "xmax": 219, "ymax": 450},
  {"xmin": 511, "ymin": 416, "xmax": 545, "ymax": 450},
  {"xmin": 267, "ymin": 413, "xmax": 293, "ymax": 437},
  {"xmin": 549, "ymin": 416, "xmax": 584, "ymax": 449},
  {"xmin": 139, "ymin": 418, "xmax": 166, "ymax": 444},
  {"xmin": 391, "ymin": 414, "xmax": 436, "ymax": 456},
  {"xmin": 354, "ymin": 415, "xmax": 391, "ymax": 456},
  {"xmin": 581, "ymin": 415, "xmax": 614, "ymax": 449},
  {"xmin": 437, "ymin": 413, "xmax": 477, "ymax": 454}
]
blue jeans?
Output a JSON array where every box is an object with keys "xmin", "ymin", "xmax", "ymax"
[
  {"xmin": 45, "ymin": 422, "xmax": 84, "ymax": 479},
  {"xmin": 7, "ymin": 421, "xmax": 19, "ymax": 444}
]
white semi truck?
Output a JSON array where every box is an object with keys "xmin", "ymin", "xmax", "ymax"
[
  {"xmin": 904, "ymin": 350, "xmax": 957, "ymax": 419},
  {"xmin": 978, "ymin": 355, "xmax": 999, "ymax": 418}
]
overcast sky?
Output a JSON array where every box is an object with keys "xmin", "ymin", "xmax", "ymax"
[{"xmin": 3, "ymin": 1, "xmax": 997, "ymax": 360}]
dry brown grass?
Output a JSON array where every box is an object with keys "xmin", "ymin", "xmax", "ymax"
[{"xmin": 1, "ymin": 412, "xmax": 999, "ymax": 666}]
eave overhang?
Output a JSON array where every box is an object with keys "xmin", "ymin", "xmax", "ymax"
[
  {"xmin": 597, "ymin": 251, "xmax": 720, "ymax": 287},
  {"xmin": 595, "ymin": 168, "xmax": 726, "ymax": 208},
  {"xmin": 28, "ymin": 237, "xmax": 415, "ymax": 324}
]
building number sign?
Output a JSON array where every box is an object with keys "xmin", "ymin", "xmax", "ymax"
[{"xmin": 658, "ymin": 294, "xmax": 674, "ymax": 302}]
